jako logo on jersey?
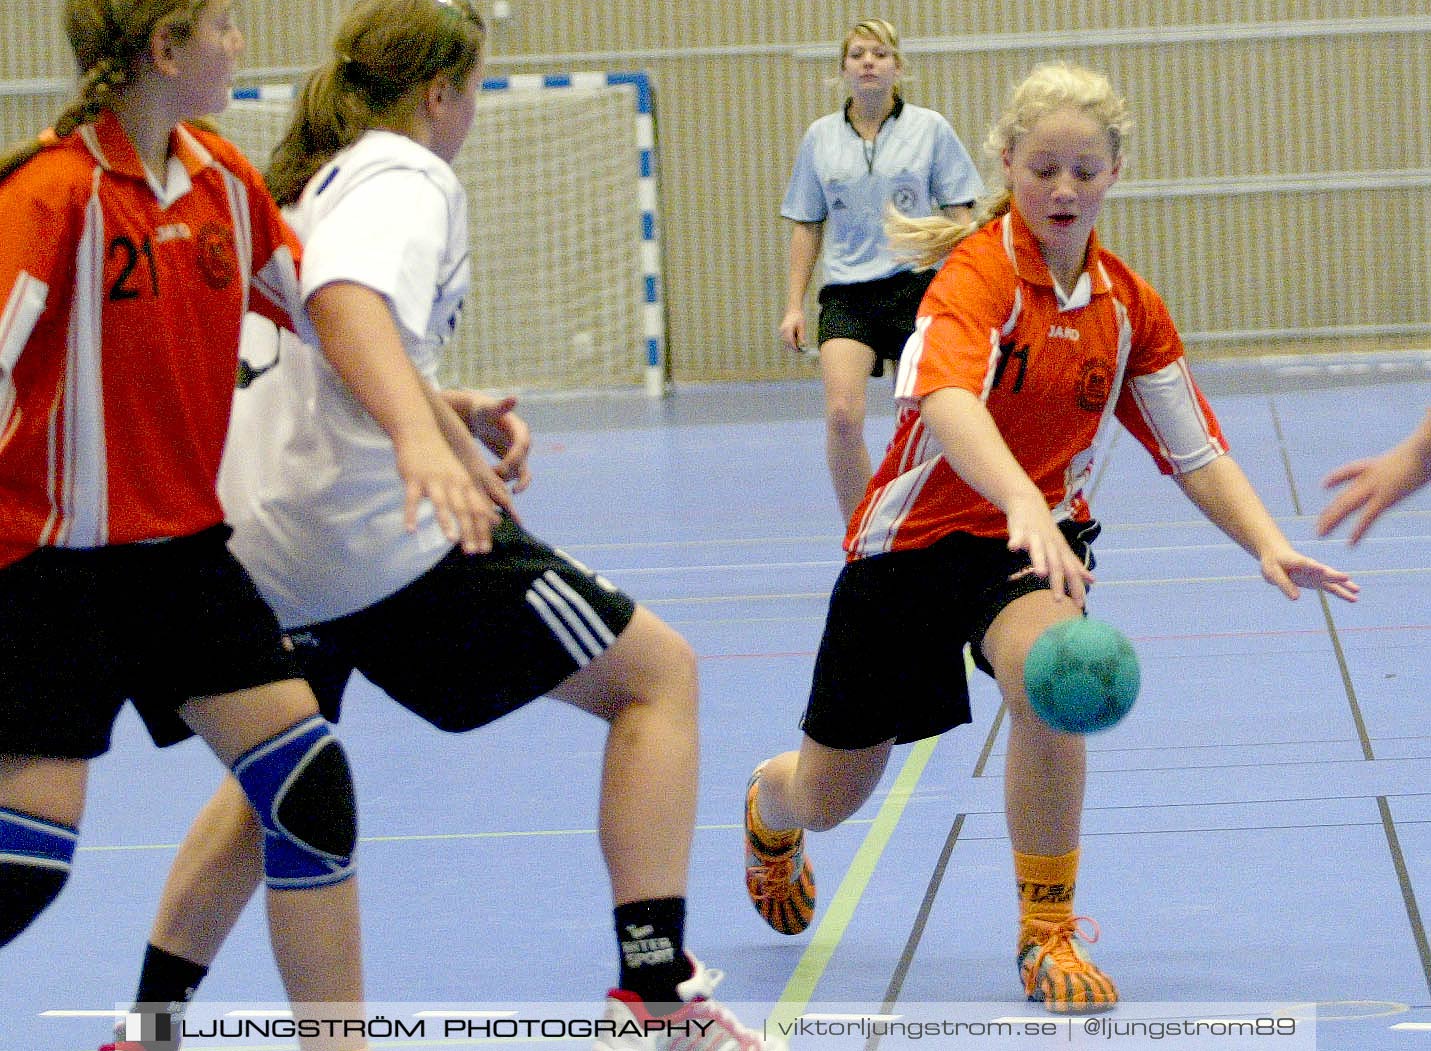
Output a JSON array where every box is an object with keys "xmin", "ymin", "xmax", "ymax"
[
  {"xmin": 154, "ymin": 223, "xmax": 192, "ymax": 244},
  {"xmin": 1048, "ymin": 324, "xmax": 1080, "ymax": 341}
]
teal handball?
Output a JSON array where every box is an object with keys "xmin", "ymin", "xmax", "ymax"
[{"xmin": 1024, "ymin": 617, "xmax": 1140, "ymax": 734}]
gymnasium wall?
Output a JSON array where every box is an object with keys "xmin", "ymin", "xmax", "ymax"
[{"xmin": 4, "ymin": 1, "xmax": 1428, "ymax": 384}]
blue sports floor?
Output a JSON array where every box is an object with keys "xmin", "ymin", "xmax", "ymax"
[{"xmin": 7, "ymin": 352, "xmax": 1430, "ymax": 1050}]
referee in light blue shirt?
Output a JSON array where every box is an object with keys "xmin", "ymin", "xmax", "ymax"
[{"xmin": 779, "ymin": 18, "xmax": 984, "ymax": 522}]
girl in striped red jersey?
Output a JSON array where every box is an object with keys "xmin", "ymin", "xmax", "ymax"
[
  {"xmin": 743, "ymin": 62, "xmax": 1358, "ymax": 1014},
  {"xmin": 0, "ymin": 1, "xmax": 501, "ymax": 1046}
]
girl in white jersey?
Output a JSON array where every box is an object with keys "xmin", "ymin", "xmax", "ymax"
[
  {"xmin": 746, "ymin": 62, "xmax": 1358, "ymax": 1014},
  {"xmin": 106, "ymin": 3, "xmax": 782, "ymax": 1050},
  {"xmin": 779, "ymin": 18, "xmax": 983, "ymax": 521}
]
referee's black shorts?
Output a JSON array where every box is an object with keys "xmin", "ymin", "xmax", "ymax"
[{"xmin": 816, "ymin": 268, "xmax": 937, "ymax": 377}]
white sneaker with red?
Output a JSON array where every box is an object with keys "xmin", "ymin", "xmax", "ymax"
[
  {"xmin": 98, "ymin": 1003, "xmax": 182, "ymax": 1051},
  {"xmin": 592, "ymin": 952, "xmax": 787, "ymax": 1050}
]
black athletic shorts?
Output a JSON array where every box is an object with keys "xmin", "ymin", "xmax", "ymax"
[
  {"xmin": 286, "ymin": 515, "xmax": 638, "ymax": 732},
  {"xmin": 0, "ymin": 526, "xmax": 300, "ymax": 759},
  {"xmin": 816, "ymin": 268, "xmax": 937, "ymax": 377},
  {"xmin": 801, "ymin": 519, "xmax": 1101, "ymax": 749}
]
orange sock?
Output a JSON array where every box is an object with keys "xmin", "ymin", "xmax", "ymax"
[
  {"xmin": 1014, "ymin": 848, "xmax": 1079, "ymax": 942},
  {"xmin": 748, "ymin": 773, "xmax": 801, "ymax": 848}
]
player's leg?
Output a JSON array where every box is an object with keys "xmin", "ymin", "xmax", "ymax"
[
  {"xmin": 982, "ymin": 589, "xmax": 1086, "ymax": 857},
  {"xmin": 749, "ymin": 735, "xmax": 892, "ymax": 834},
  {"xmin": 178, "ymin": 684, "xmax": 360, "ymax": 996},
  {"xmin": 150, "ymin": 778, "xmax": 261, "ymax": 999},
  {"xmin": 265, "ymin": 524, "xmax": 767, "ymax": 1045},
  {"xmin": 548, "ymin": 606, "xmax": 696, "ymax": 905},
  {"xmin": 0, "ymin": 756, "xmax": 86, "ymax": 947},
  {"xmin": 743, "ymin": 542, "xmax": 968, "ymax": 938},
  {"xmin": 302, "ymin": 527, "xmax": 696, "ymax": 1009},
  {"xmin": 980, "ymin": 581, "xmax": 1116, "ymax": 1013},
  {"xmin": 818, "ymin": 337, "xmax": 878, "ymax": 523},
  {"xmin": 180, "ymin": 682, "xmax": 365, "ymax": 1049},
  {"xmin": 118, "ymin": 530, "xmax": 365, "ymax": 1050},
  {"xmin": 111, "ymin": 644, "xmax": 353, "ymax": 1044},
  {"xmin": 549, "ymin": 606, "xmax": 783, "ymax": 1049},
  {"xmin": 741, "ymin": 735, "xmax": 889, "ymax": 939}
]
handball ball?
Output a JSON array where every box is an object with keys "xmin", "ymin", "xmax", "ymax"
[{"xmin": 1023, "ymin": 617, "xmax": 1140, "ymax": 734}]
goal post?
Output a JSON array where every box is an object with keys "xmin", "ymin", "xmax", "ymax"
[{"xmin": 223, "ymin": 71, "xmax": 667, "ymax": 397}]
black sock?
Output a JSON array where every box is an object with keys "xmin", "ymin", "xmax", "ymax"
[
  {"xmin": 614, "ymin": 897, "xmax": 692, "ymax": 1011},
  {"xmin": 133, "ymin": 943, "xmax": 208, "ymax": 1016}
]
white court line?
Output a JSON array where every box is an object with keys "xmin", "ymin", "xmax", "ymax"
[
  {"xmin": 74, "ymin": 818, "xmax": 875, "ymax": 855},
  {"xmin": 585, "ymin": 546, "xmax": 1431, "ymax": 577},
  {"xmin": 636, "ymin": 565, "xmax": 1431, "ymax": 606}
]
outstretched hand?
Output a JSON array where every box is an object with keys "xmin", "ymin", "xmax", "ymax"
[
  {"xmin": 1317, "ymin": 431, "xmax": 1431, "ymax": 544},
  {"xmin": 395, "ymin": 434, "xmax": 505, "ymax": 554},
  {"xmin": 1259, "ymin": 549, "xmax": 1359, "ymax": 603}
]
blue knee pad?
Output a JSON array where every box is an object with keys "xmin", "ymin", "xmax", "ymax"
[
  {"xmin": 232, "ymin": 715, "xmax": 357, "ymax": 890},
  {"xmin": 0, "ymin": 807, "xmax": 78, "ymax": 946}
]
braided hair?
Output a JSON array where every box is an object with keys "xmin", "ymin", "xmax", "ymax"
[{"xmin": 0, "ymin": 0, "xmax": 207, "ymax": 180}]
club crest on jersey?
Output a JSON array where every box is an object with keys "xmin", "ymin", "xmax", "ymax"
[
  {"xmin": 196, "ymin": 221, "xmax": 236, "ymax": 289},
  {"xmin": 1076, "ymin": 356, "xmax": 1113, "ymax": 412}
]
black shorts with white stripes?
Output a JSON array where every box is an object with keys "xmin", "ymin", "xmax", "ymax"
[{"xmin": 286, "ymin": 515, "xmax": 637, "ymax": 732}]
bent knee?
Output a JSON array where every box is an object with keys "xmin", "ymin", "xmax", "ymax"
[
  {"xmin": 789, "ymin": 777, "xmax": 871, "ymax": 832},
  {"xmin": 825, "ymin": 400, "xmax": 866, "ymax": 439},
  {"xmin": 620, "ymin": 613, "xmax": 698, "ymax": 712},
  {"xmin": 800, "ymin": 804, "xmax": 856, "ymax": 833},
  {"xmin": 232, "ymin": 717, "xmax": 357, "ymax": 889}
]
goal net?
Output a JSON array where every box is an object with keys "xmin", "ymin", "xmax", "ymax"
[{"xmin": 218, "ymin": 75, "xmax": 662, "ymax": 395}]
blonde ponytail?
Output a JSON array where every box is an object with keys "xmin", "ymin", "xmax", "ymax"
[{"xmin": 885, "ymin": 190, "xmax": 1013, "ymax": 270}]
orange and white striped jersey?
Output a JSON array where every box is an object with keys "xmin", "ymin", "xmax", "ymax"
[
  {"xmin": 846, "ymin": 206, "xmax": 1227, "ymax": 559},
  {"xmin": 0, "ymin": 110, "xmax": 303, "ymax": 569}
]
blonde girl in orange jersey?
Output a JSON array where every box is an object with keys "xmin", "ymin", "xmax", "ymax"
[
  {"xmin": 743, "ymin": 62, "xmax": 1359, "ymax": 1013},
  {"xmin": 0, "ymin": 1, "xmax": 505, "ymax": 1046}
]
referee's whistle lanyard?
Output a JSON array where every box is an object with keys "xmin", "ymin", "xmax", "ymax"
[{"xmin": 846, "ymin": 100, "xmax": 896, "ymax": 175}]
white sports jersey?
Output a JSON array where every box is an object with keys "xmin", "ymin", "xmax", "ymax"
[
  {"xmin": 218, "ymin": 130, "xmax": 470, "ymax": 626},
  {"xmin": 781, "ymin": 100, "xmax": 983, "ymax": 285}
]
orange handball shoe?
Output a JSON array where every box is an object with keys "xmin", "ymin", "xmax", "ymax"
[
  {"xmin": 743, "ymin": 764, "xmax": 815, "ymax": 935},
  {"xmin": 1018, "ymin": 915, "xmax": 1119, "ymax": 1014}
]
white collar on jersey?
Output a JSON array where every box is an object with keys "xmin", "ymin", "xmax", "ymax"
[{"xmin": 1052, "ymin": 271, "xmax": 1092, "ymax": 311}]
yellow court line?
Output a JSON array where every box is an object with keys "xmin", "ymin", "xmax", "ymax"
[{"xmin": 768, "ymin": 733, "xmax": 940, "ymax": 1031}]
